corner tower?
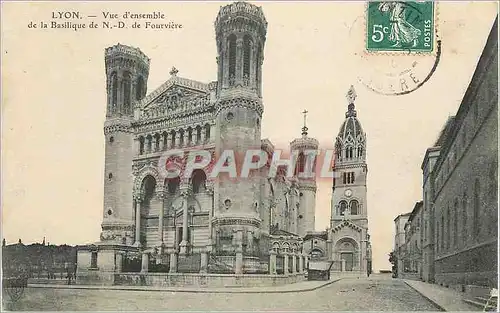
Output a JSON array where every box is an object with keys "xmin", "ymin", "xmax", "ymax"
[
  {"xmin": 290, "ymin": 110, "xmax": 319, "ymax": 237},
  {"xmin": 101, "ymin": 44, "xmax": 150, "ymax": 244},
  {"xmin": 212, "ymin": 2, "xmax": 267, "ymax": 267}
]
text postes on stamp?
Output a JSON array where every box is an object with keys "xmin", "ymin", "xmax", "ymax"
[{"xmin": 367, "ymin": 1, "xmax": 435, "ymax": 53}]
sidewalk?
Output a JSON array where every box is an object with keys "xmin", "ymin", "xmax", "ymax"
[
  {"xmin": 28, "ymin": 278, "xmax": 341, "ymax": 294},
  {"xmin": 403, "ymin": 279, "xmax": 480, "ymax": 311}
]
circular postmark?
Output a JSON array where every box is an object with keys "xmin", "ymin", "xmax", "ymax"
[{"xmin": 353, "ymin": 1, "xmax": 441, "ymax": 95}]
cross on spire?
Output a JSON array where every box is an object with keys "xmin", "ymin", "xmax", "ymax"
[
  {"xmin": 302, "ymin": 109, "xmax": 309, "ymax": 136},
  {"xmin": 170, "ymin": 66, "xmax": 179, "ymax": 76}
]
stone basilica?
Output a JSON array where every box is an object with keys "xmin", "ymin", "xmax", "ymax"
[{"xmin": 76, "ymin": 1, "xmax": 371, "ymax": 285}]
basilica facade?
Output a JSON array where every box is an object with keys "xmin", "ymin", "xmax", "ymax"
[
  {"xmin": 77, "ymin": 2, "xmax": 317, "ymax": 282},
  {"xmin": 76, "ymin": 1, "xmax": 371, "ymax": 284}
]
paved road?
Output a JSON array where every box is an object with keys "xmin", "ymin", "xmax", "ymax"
[{"xmin": 4, "ymin": 275, "xmax": 440, "ymax": 311}]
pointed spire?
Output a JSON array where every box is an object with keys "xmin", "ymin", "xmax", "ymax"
[
  {"xmin": 346, "ymin": 85, "xmax": 357, "ymax": 118},
  {"xmin": 301, "ymin": 109, "xmax": 309, "ymax": 136}
]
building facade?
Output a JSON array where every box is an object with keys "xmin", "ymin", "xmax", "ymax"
[
  {"xmin": 304, "ymin": 86, "xmax": 372, "ymax": 277},
  {"xmin": 431, "ymin": 17, "xmax": 498, "ymax": 289},
  {"xmin": 393, "ymin": 16, "xmax": 498, "ymax": 289},
  {"xmin": 76, "ymin": 2, "xmax": 317, "ymax": 284},
  {"xmin": 393, "ymin": 212, "xmax": 410, "ymax": 277},
  {"xmin": 401, "ymin": 202, "xmax": 423, "ymax": 279}
]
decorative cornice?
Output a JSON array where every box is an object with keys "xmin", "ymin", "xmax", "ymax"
[
  {"xmin": 212, "ymin": 216, "xmax": 261, "ymax": 228},
  {"xmin": 105, "ymin": 44, "xmax": 150, "ymax": 66},
  {"xmin": 215, "ymin": 97, "xmax": 263, "ymax": 116}
]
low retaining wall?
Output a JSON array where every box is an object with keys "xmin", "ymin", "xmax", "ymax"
[{"xmin": 113, "ymin": 272, "xmax": 305, "ymax": 288}]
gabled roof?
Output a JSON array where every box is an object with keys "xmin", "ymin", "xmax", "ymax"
[{"xmin": 137, "ymin": 75, "xmax": 212, "ymax": 109}]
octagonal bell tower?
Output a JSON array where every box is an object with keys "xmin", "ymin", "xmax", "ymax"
[
  {"xmin": 212, "ymin": 2, "xmax": 268, "ymax": 269},
  {"xmin": 101, "ymin": 44, "xmax": 150, "ymax": 245}
]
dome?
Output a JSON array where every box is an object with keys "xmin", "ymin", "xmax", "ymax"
[{"xmin": 337, "ymin": 110, "xmax": 364, "ymax": 141}]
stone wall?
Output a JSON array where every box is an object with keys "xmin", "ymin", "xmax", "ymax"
[{"xmin": 114, "ymin": 272, "xmax": 305, "ymax": 288}]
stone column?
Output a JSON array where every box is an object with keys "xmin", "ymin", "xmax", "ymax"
[
  {"xmin": 269, "ymin": 251, "xmax": 277, "ymax": 275},
  {"xmin": 133, "ymin": 195, "xmax": 142, "ymax": 247},
  {"xmin": 175, "ymin": 133, "xmax": 181, "ymax": 148},
  {"xmin": 166, "ymin": 134, "xmax": 172, "ymax": 149},
  {"xmin": 235, "ymin": 230, "xmax": 243, "ymax": 274},
  {"xmin": 235, "ymin": 250, "xmax": 243, "ymax": 274},
  {"xmin": 141, "ymin": 253, "xmax": 149, "ymax": 273},
  {"xmin": 183, "ymin": 131, "xmax": 189, "ymax": 148},
  {"xmin": 179, "ymin": 189, "xmax": 190, "ymax": 255},
  {"xmin": 200, "ymin": 251, "xmax": 208, "ymax": 273},
  {"xmin": 169, "ymin": 252, "xmax": 178, "ymax": 273},
  {"xmin": 235, "ymin": 37, "xmax": 244, "ymax": 84},
  {"xmin": 159, "ymin": 136, "xmax": 165, "ymax": 151},
  {"xmin": 283, "ymin": 252, "xmax": 289, "ymax": 275},
  {"xmin": 246, "ymin": 231, "xmax": 253, "ymax": 255},
  {"xmin": 115, "ymin": 253, "xmax": 123, "ymax": 273},
  {"xmin": 152, "ymin": 136, "xmax": 157, "ymax": 152},
  {"xmin": 157, "ymin": 190, "xmax": 165, "ymax": 246},
  {"xmin": 299, "ymin": 253, "xmax": 304, "ymax": 273},
  {"xmin": 292, "ymin": 252, "xmax": 297, "ymax": 274}
]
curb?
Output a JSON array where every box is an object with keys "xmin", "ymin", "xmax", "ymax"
[
  {"xmin": 403, "ymin": 280, "xmax": 446, "ymax": 311},
  {"xmin": 28, "ymin": 278, "xmax": 341, "ymax": 294}
]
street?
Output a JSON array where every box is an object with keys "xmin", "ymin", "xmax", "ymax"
[{"xmin": 4, "ymin": 274, "xmax": 440, "ymax": 311}]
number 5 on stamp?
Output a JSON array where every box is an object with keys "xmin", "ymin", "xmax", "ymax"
[{"xmin": 366, "ymin": 1, "xmax": 435, "ymax": 52}]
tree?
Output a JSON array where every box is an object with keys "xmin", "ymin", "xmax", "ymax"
[{"xmin": 389, "ymin": 251, "xmax": 398, "ymax": 277}]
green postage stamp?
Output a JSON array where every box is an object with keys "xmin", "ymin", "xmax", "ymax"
[{"xmin": 366, "ymin": 1, "xmax": 435, "ymax": 52}]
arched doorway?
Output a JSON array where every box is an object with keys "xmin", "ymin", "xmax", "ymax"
[{"xmin": 334, "ymin": 238, "xmax": 359, "ymax": 272}]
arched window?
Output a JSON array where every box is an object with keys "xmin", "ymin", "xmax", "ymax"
[
  {"xmin": 154, "ymin": 133, "xmax": 160, "ymax": 152},
  {"xmin": 170, "ymin": 130, "xmax": 176, "ymax": 148},
  {"xmin": 167, "ymin": 177, "xmax": 180, "ymax": 195},
  {"xmin": 243, "ymin": 35, "xmax": 252, "ymax": 83},
  {"xmin": 204, "ymin": 124, "xmax": 211, "ymax": 142},
  {"xmin": 192, "ymin": 170, "xmax": 207, "ymax": 194},
  {"xmin": 350, "ymin": 200, "xmax": 359, "ymax": 215},
  {"xmin": 187, "ymin": 127, "xmax": 193, "ymax": 145},
  {"xmin": 440, "ymin": 215, "xmax": 444, "ymax": 251},
  {"xmin": 436, "ymin": 220, "xmax": 440, "ymax": 253},
  {"xmin": 162, "ymin": 132, "xmax": 168, "ymax": 151},
  {"xmin": 339, "ymin": 200, "xmax": 348, "ymax": 216},
  {"xmin": 178, "ymin": 129, "xmax": 185, "ymax": 147},
  {"xmin": 196, "ymin": 125, "xmax": 202, "ymax": 144},
  {"xmin": 142, "ymin": 175, "xmax": 156, "ymax": 210},
  {"xmin": 136, "ymin": 76, "xmax": 144, "ymax": 101},
  {"xmin": 228, "ymin": 34, "xmax": 237, "ymax": 83},
  {"xmin": 358, "ymin": 147, "xmax": 363, "ymax": 157},
  {"xmin": 295, "ymin": 152, "xmax": 305, "ymax": 177},
  {"xmin": 110, "ymin": 72, "xmax": 118, "ymax": 113},
  {"xmin": 473, "ymin": 179, "xmax": 480, "ymax": 238},
  {"xmin": 123, "ymin": 72, "xmax": 132, "ymax": 114},
  {"xmin": 146, "ymin": 135, "xmax": 152, "ymax": 153},
  {"xmin": 139, "ymin": 136, "xmax": 145, "ymax": 155},
  {"xmin": 446, "ymin": 205, "xmax": 450, "ymax": 250},
  {"xmin": 462, "ymin": 193, "xmax": 468, "ymax": 244},
  {"xmin": 453, "ymin": 199, "xmax": 458, "ymax": 247}
]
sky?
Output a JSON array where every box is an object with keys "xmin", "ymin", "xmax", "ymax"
[{"xmin": 1, "ymin": 1, "xmax": 498, "ymax": 271}]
